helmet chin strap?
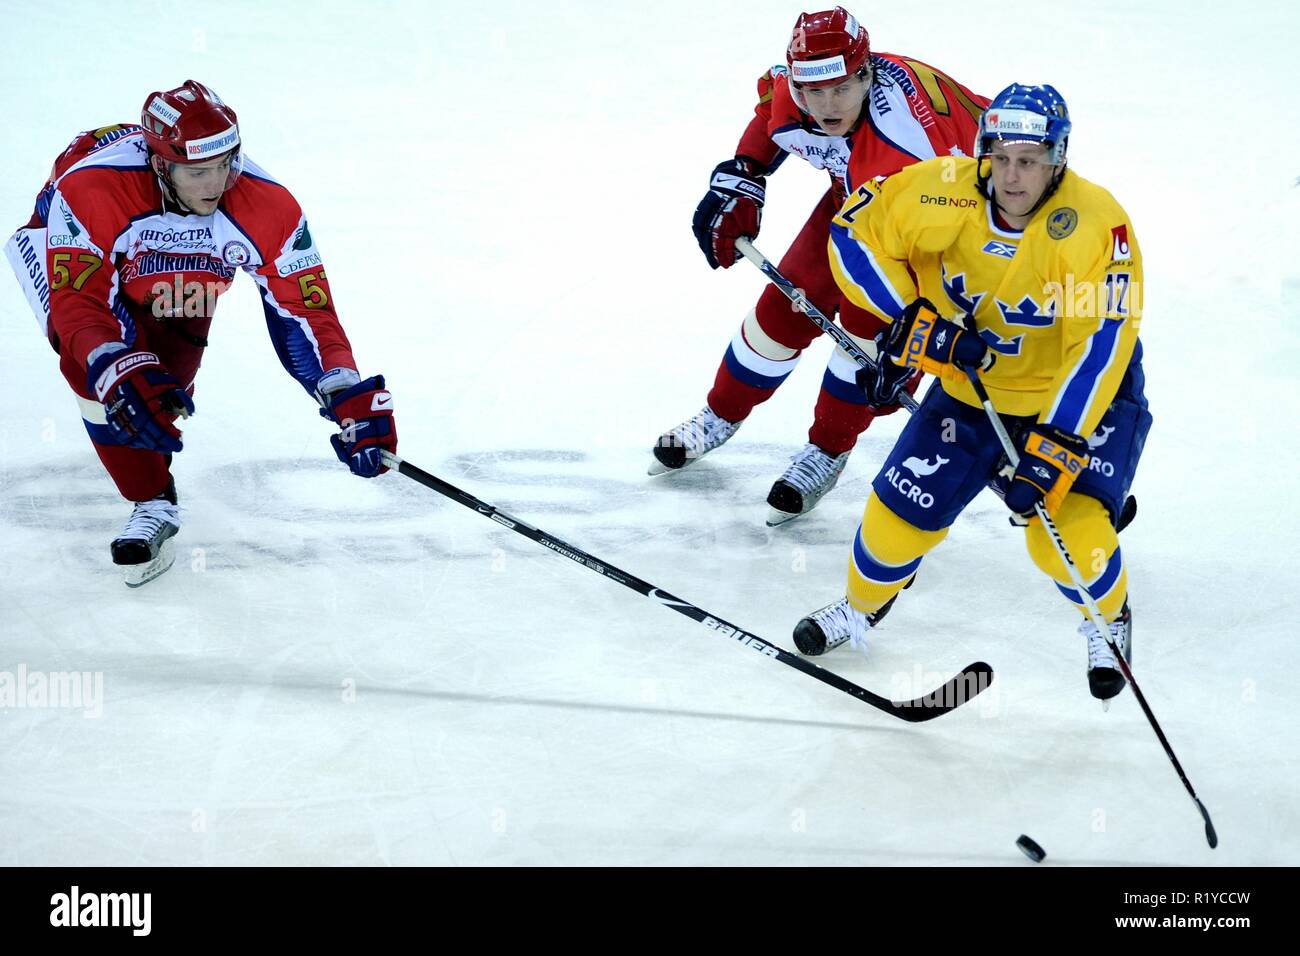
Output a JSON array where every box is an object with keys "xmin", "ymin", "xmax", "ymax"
[
  {"xmin": 1017, "ymin": 165, "xmax": 1067, "ymax": 218},
  {"xmin": 151, "ymin": 156, "xmax": 201, "ymax": 216},
  {"xmin": 978, "ymin": 161, "xmax": 1067, "ymax": 221}
]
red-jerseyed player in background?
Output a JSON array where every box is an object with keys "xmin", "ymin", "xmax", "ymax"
[
  {"xmin": 651, "ymin": 8, "xmax": 988, "ymax": 526},
  {"xmin": 4, "ymin": 81, "xmax": 396, "ymax": 586}
]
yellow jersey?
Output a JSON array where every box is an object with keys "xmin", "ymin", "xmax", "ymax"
[{"xmin": 829, "ymin": 157, "xmax": 1142, "ymax": 439}]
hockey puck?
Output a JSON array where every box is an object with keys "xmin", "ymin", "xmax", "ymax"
[{"xmin": 1016, "ymin": 834, "xmax": 1046, "ymax": 863}]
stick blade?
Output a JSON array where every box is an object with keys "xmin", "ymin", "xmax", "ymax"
[
  {"xmin": 883, "ymin": 661, "xmax": 995, "ymax": 722},
  {"xmin": 1198, "ymin": 800, "xmax": 1219, "ymax": 848}
]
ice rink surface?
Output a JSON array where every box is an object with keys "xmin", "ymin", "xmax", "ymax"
[{"xmin": 1, "ymin": 0, "xmax": 1297, "ymax": 865}]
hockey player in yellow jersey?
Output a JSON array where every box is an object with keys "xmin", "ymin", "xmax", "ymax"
[{"xmin": 795, "ymin": 83, "xmax": 1151, "ymax": 701}]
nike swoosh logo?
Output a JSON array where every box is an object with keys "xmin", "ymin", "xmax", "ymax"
[{"xmin": 371, "ymin": 393, "xmax": 393, "ymax": 411}]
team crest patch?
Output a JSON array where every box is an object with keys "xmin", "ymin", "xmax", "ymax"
[
  {"xmin": 222, "ymin": 240, "xmax": 251, "ymax": 266},
  {"xmin": 1046, "ymin": 207, "xmax": 1078, "ymax": 240}
]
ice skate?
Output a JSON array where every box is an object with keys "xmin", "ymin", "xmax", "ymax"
[
  {"xmin": 793, "ymin": 593, "xmax": 898, "ymax": 656},
  {"xmin": 648, "ymin": 406, "xmax": 742, "ymax": 475},
  {"xmin": 112, "ymin": 480, "xmax": 180, "ymax": 588},
  {"xmin": 1082, "ymin": 601, "xmax": 1132, "ymax": 705},
  {"xmin": 766, "ymin": 443, "xmax": 850, "ymax": 525}
]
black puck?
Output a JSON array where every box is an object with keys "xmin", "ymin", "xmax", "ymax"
[{"xmin": 1016, "ymin": 834, "xmax": 1046, "ymax": 863}]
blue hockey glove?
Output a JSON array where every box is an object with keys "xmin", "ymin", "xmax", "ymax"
[{"xmin": 319, "ymin": 371, "xmax": 397, "ymax": 478}]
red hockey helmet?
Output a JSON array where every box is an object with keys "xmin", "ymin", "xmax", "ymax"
[
  {"xmin": 140, "ymin": 80, "xmax": 240, "ymax": 165},
  {"xmin": 786, "ymin": 7, "xmax": 871, "ymax": 87}
]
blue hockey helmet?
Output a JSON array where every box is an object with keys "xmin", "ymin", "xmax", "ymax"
[{"xmin": 975, "ymin": 84, "xmax": 1071, "ymax": 165}]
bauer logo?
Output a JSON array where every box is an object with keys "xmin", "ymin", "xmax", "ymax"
[
  {"xmin": 702, "ymin": 617, "xmax": 779, "ymax": 658},
  {"xmin": 115, "ymin": 353, "xmax": 157, "ymax": 375}
]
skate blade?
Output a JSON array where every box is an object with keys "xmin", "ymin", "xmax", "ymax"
[
  {"xmin": 647, "ymin": 457, "xmax": 674, "ymax": 476},
  {"xmin": 123, "ymin": 538, "xmax": 177, "ymax": 588},
  {"xmin": 765, "ymin": 506, "xmax": 802, "ymax": 527}
]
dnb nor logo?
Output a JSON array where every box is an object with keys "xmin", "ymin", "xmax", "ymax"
[
  {"xmin": 1046, "ymin": 207, "xmax": 1078, "ymax": 240},
  {"xmin": 1111, "ymin": 224, "xmax": 1131, "ymax": 260},
  {"xmin": 221, "ymin": 240, "xmax": 251, "ymax": 266}
]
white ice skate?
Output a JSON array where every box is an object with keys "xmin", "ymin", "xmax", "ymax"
[
  {"xmin": 112, "ymin": 486, "xmax": 180, "ymax": 588},
  {"xmin": 766, "ymin": 443, "xmax": 850, "ymax": 526},
  {"xmin": 1082, "ymin": 601, "xmax": 1132, "ymax": 707},
  {"xmin": 648, "ymin": 406, "xmax": 742, "ymax": 475}
]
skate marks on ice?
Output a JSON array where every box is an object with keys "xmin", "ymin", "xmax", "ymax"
[{"xmin": 0, "ymin": 441, "xmax": 889, "ymax": 565}]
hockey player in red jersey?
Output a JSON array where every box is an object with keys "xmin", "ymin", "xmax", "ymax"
[
  {"xmin": 4, "ymin": 81, "xmax": 396, "ymax": 586},
  {"xmin": 651, "ymin": 8, "xmax": 988, "ymax": 525}
]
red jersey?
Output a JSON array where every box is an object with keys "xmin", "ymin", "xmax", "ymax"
[
  {"xmin": 31, "ymin": 124, "xmax": 356, "ymax": 393},
  {"xmin": 735, "ymin": 53, "xmax": 990, "ymax": 204}
]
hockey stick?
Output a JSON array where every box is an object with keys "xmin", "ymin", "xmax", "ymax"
[
  {"xmin": 734, "ymin": 236, "xmax": 1138, "ymax": 533},
  {"xmin": 735, "ymin": 237, "xmax": 920, "ymax": 412},
  {"xmin": 380, "ymin": 450, "xmax": 992, "ymax": 722},
  {"xmin": 960, "ymin": 366, "xmax": 1218, "ymax": 848}
]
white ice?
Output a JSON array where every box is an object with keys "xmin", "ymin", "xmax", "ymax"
[{"xmin": 1, "ymin": 0, "xmax": 1297, "ymax": 865}]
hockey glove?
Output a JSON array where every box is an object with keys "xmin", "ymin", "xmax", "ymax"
[
  {"xmin": 855, "ymin": 332, "xmax": 921, "ymax": 408},
  {"xmin": 319, "ymin": 371, "xmax": 397, "ymax": 478},
  {"xmin": 1004, "ymin": 425, "xmax": 1090, "ymax": 518},
  {"xmin": 86, "ymin": 345, "xmax": 194, "ymax": 453},
  {"xmin": 882, "ymin": 299, "xmax": 994, "ymax": 377},
  {"xmin": 692, "ymin": 158, "xmax": 766, "ymax": 269}
]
